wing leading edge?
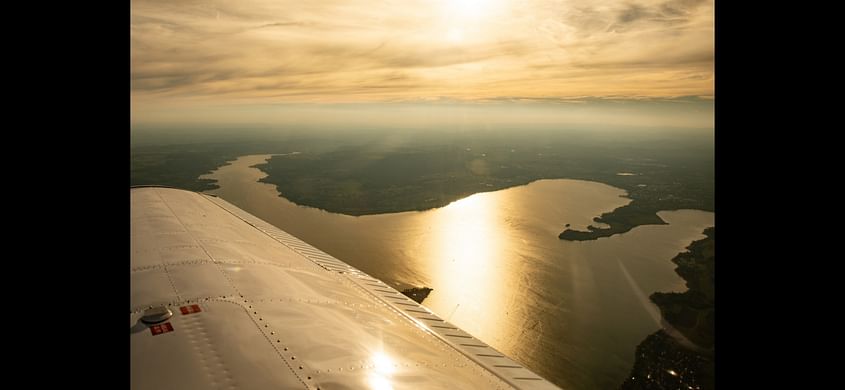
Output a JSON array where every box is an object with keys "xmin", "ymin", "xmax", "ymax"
[{"xmin": 130, "ymin": 187, "xmax": 561, "ymax": 390}]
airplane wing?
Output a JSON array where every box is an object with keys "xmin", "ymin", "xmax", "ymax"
[{"xmin": 131, "ymin": 186, "xmax": 561, "ymax": 389}]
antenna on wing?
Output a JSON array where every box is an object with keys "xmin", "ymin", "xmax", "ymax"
[{"xmin": 447, "ymin": 303, "xmax": 461, "ymax": 321}]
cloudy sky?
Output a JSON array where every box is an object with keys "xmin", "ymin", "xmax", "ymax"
[{"xmin": 131, "ymin": 0, "xmax": 713, "ymax": 128}]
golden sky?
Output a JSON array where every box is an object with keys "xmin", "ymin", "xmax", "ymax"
[{"xmin": 131, "ymin": 0, "xmax": 713, "ymax": 126}]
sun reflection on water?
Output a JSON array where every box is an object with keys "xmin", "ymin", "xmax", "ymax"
[{"xmin": 421, "ymin": 192, "xmax": 511, "ymax": 342}]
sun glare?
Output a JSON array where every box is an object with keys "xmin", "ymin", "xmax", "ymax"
[
  {"xmin": 450, "ymin": 0, "xmax": 487, "ymax": 19},
  {"xmin": 372, "ymin": 352, "xmax": 396, "ymax": 375},
  {"xmin": 438, "ymin": 0, "xmax": 505, "ymax": 42}
]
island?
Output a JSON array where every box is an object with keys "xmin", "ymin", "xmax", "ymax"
[
  {"xmin": 619, "ymin": 227, "xmax": 715, "ymax": 390},
  {"xmin": 400, "ymin": 287, "xmax": 433, "ymax": 304}
]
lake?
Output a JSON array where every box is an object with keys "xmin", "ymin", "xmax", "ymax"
[{"xmin": 201, "ymin": 154, "xmax": 714, "ymax": 389}]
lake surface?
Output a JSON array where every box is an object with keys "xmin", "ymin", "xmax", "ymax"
[{"xmin": 201, "ymin": 154, "xmax": 715, "ymax": 389}]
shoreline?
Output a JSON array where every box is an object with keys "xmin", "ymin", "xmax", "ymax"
[
  {"xmin": 558, "ymin": 201, "xmax": 668, "ymax": 241},
  {"xmin": 620, "ymin": 226, "xmax": 715, "ymax": 389}
]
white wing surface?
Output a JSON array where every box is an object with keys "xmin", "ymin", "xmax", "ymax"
[{"xmin": 131, "ymin": 186, "xmax": 562, "ymax": 390}]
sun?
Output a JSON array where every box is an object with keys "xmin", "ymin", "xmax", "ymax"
[
  {"xmin": 451, "ymin": 0, "xmax": 486, "ymax": 18},
  {"xmin": 438, "ymin": 0, "xmax": 504, "ymax": 42},
  {"xmin": 443, "ymin": 0, "xmax": 496, "ymax": 21}
]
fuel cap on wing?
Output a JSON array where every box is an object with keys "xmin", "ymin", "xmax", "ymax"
[{"xmin": 141, "ymin": 306, "xmax": 173, "ymax": 324}]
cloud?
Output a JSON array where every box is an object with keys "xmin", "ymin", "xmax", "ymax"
[
  {"xmin": 131, "ymin": 0, "xmax": 713, "ymax": 107},
  {"xmin": 617, "ymin": 3, "xmax": 650, "ymax": 24}
]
